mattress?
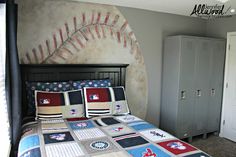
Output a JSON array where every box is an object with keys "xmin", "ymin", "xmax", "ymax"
[{"xmin": 18, "ymin": 115, "xmax": 210, "ymax": 157}]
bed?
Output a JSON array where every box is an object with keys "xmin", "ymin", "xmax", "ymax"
[{"xmin": 18, "ymin": 64, "xmax": 210, "ymax": 157}]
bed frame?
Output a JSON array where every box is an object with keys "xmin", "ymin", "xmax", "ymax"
[{"xmin": 20, "ymin": 64, "xmax": 129, "ymax": 119}]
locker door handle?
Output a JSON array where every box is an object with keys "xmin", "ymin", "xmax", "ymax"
[
  {"xmin": 181, "ymin": 90, "xmax": 186, "ymax": 100},
  {"xmin": 211, "ymin": 88, "xmax": 215, "ymax": 96},
  {"xmin": 196, "ymin": 89, "xmax": 201, "ymax": 97}
]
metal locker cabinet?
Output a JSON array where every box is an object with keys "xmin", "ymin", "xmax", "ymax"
[
  {"xmin": 161, "ymin": 35, "xmax": 225, "ymax": 140},
  {"xmin": 161, "ymin": 36, "xmax": 197, "ymax": 139},
  {"xmin": 192, "ymin": 39, "xmax": 211, "ymax": 136},
  {"xmin": 176, "ymin": 37, "xmax": 196, "ymax": 139},
  {"xmin": 161, "ymin": 36, "xmax": 182, "ymax": 136},
  {"xmin": 207, "ymin": 40, "xmax": 225, "ymax": 133}
]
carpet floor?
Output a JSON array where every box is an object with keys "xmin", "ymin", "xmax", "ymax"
[{"xmin": 190, "ymin": 134, "xmax": 236, "ymax": 157}]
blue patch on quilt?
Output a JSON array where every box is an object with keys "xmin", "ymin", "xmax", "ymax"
[
  {"xmin": 69, "ymin": 120, "xmax": 95, "ymax": 130},
  {"xmin": 128, "ymin": 121, "xmax": 156, "ymax": 131},
  {"xmin": 20, "ymin": 147, "xmax": 41, "ymax": 157},
  {"xmin": 19, "ymin": 135, "xmax": 40, "ymax": 155},
  {"xmin": 184, "ymin": 152, "xmax": 210, "ymax": 157},
  {"xmin": 127, "ymin": 144, "xmax": 171, "ymax": 157},
  {"xmin": 43, "ymin": 131, "xmax": 74, "ymax": 144}
]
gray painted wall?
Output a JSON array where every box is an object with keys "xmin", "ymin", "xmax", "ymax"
[
  {"xmin": 206, "ymin": 16, "xmax": 236, "ymax": 38},
  {"xmin": 118, "ymin": 7, "xmax": 206, "ymax": 126}
]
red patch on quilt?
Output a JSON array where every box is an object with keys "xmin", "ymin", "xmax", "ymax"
[
  {"xmin": 37, "ymin": 92, "xmax": 65, "ymax": 106},
  {"xmin": 86, "ymin": 88, "xmax": 111, "ymax": 102},
  {"xmin": 157, "ymin": 139, "xmax": 197, "ymax": 155}
]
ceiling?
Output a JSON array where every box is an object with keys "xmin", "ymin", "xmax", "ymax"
[{"xmin": 76, "ymin": 0, "xmax": 236, "ymax": 17}]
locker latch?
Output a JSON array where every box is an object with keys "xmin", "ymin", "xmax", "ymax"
[
  {"xmin": 196, "ymin": 90, "xmax": 201, "ymax": 97},
  {"xmin": 211, "ymin": 88, "xmax": 215, "ymax": 96},
  {"xmin": 181, "ymin": 90, "xmax": 186, "ymax": 100}
]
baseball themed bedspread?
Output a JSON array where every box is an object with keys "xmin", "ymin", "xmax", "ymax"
[{"xmin": 18, "ymin": 115, "xmax": 210, "ymax": 157}]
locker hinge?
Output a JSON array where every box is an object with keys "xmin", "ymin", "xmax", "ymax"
[
  {"xmin": 226, "ymin": 82, "xmax": 228, "ymax": 88},
  {"xmin": 228, "ymin": 44, "xmax": 230, "ymax": 51},
  {"xmin": 223, "ymin": 120, "xmax": 225, "ymax": 125}
]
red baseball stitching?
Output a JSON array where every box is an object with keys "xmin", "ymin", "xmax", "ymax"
[{"xmin": 21, "ymin": 11, "xmax": 142, "ymax": 64}]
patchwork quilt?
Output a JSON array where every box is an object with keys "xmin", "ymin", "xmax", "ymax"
[{"xmin": 18, "ymin": 115, "xmax": 210, "ymax": 157}]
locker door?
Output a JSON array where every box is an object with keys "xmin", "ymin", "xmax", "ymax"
[
  {"xmin": 193, "ymin": 39, "xmax": 211, "ymax": 136},
  {"xmin": 177, "ymin": 37, "xmax": 196, "ymax": 138},
  {"xmin": 207, "ymin": 41, "xmax": 225, "ymax": 132}
]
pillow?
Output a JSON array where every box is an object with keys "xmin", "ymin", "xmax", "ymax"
[
  {"xmin": 35, "ymin": 90, "xmax": 84, "ymax": 120},
  {"xmin": 84, "ymin": 87, "xmax": 130, "ymax": 118},
  {"xmin": 26, "ymin": 81, "xmax": 72, "ymax": 116},
  {"xmin": 71, "ymin": 79, "xmax": 111, "ymax": 90},
  {"xmin": 84, "ymin": 87, "xmax": 113, "ymax": 117}
]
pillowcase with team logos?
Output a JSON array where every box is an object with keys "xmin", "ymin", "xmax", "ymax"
[
  {"xmin": 26, "ymin": 81, "xmax": 72, "ymax": 116},
  {"xmin": 35, "ymin": 90, "xmax": 84, "ymax": 120},
  {"xmin": 84, "ymin": 87, "xmax": 113, "ymax": 117},
  {"xmin": 83, "ymin": 87, "xmax": 130, "ymax": 118}
]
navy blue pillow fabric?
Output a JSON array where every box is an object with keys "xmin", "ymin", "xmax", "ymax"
[
  {"xmin": 71, "ymin": 79, "xmax": 111, "ymax": 90},
  {"xmin": 113, "ymin": 87, "xmax": 126, "ymax": 101},
  {"xmin": 68, "ymin": 90, "xmax": 83, "ymax": 105}
]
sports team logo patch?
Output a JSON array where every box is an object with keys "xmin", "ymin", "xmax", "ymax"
[
  {"xmin": 40, "ymin": 99, "xmax": 50, "ymax": 104},
  {"xmin": 70, "ymin": 109, "xmax": 77, "ymax": 115},
  {"xmin": 69, "ymin": 120, "xmax": 95, "ymax": 130},
  {"xmin": 89, "ymin": 94, "xmax": 99, "ymax": 100},
  {"xmin": 76, "ymin": 122, "xmax": 88, "ymax": 128},
  {"xmin": 81, "ymin": 137, "xmax": 118, "ymax": 154},
  {"xmin": 124, "ymin": 116, "xmax": 135, "ymax": 121},
  {"xmin": 158, "ymin": 140, "xmax": 197, "ymax": 155},
  {"xmin": 90, "ymin": 141, "xmax": 110, "ymax": 150},
  {"xmin": 85, "ymin": 88, "xmax": 111, "ymax": 103},
  {"xmin": 115, "ymin": 104, "xmax": 121, "ymax": 112},
  {"xmin": 102, "ymin": 124, "xmax": 134, "ymax": 137},
  {"xmin": 142, "ymin": 148, "xmax": 157, "ymax": 157},
  {"xmin": 49, "ymin": 133, "xmax": 66, "ymax": 141},
  {"xmin": 127, "ymin": 144, "xmax": 170, "ymax": 157},
  {"xmin": 139, "ymin": 129, "xmax": 175, "ymax": 142},
  {"xmin": 112, "ymin": 127, "xmax": 123, "ymax": 132},
  {"xmin": 43, "ymin": 132, "xmax": 74, "ymax": 144},
  {"xmin": 36, "ymin": 92, "xmax": 66, "ymax": 107},
  {"xmin": 167, "ymin": 142, "xmax": 186, "ymax": 150},
  {"xmin": 115, "ymin": 115, "xmax": 142, "ymax": 123},
  {"xmin": 150, "ymin": 131, "xmax": 165, "ymax": 137}
]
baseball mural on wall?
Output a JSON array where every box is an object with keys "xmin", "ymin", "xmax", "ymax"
[{"xmin": 17, "ymin": 0, "xmax": 148, "ymax": 119}]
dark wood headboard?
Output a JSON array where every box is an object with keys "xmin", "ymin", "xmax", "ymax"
[{"xmin": 20, "ymin": 64, "xmax": 129, "ymax": 118}]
